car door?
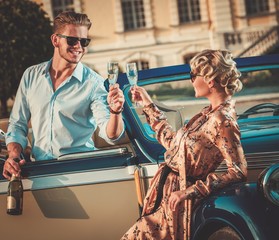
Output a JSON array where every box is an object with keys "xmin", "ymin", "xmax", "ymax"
[{"xmin": 0, "ymin": 148, "xmax": 141, "ymax": 240}]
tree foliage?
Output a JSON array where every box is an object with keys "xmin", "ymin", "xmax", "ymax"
[{"xmin": 0, "ymin": 0, "xmax": 53, "ymax": 117}]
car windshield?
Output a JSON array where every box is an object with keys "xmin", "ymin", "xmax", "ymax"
[{"xmin": 129, "ymin": 66, "xmax": 279, "ymax": 140}]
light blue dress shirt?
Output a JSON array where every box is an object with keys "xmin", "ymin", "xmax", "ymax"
[{"xmin": 6, "ymin": 60, "xmax": 124, "ymax": 160}]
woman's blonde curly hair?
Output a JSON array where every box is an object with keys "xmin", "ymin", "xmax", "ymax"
[{"xmin": 190, "ymin": 49, "xmax": 242, "ymax": 95}]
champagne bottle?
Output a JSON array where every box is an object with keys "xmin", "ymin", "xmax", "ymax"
[{"xmin": 7, "ymin": 158, "xmax": 23, "ymax": 215}]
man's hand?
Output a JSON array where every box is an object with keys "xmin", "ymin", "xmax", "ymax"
[
  {"xmin": 3, "ymin": 142, "xmax": 26, "ymax": 180},
  {"xmin": 3, "ymin": 157, "xmax": 26, "ymax": 180},
  {"xmin": 107, "ymin": 83, "xmax": 125, "ymax": 113}
]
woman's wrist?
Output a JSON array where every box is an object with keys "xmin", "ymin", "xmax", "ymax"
[{"xmin": 143, "ymin": 102, "xmax": 154, "ymax": 108}]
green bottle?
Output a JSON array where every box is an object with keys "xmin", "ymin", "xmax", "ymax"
[{"xmin": 6, "ymin": 158, "xmax": 23, "ymax": 215}]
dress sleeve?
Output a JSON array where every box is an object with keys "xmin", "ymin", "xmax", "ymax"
[
  {"xmin": 185, "ymin": 119, "xmax": 248, "ymax": 199},
  {"xmin": 142, "ymin": 103, "xmax": 177, "ymax": 149}
]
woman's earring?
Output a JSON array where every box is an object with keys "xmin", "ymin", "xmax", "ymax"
[
  {"xmin": 209, "ymin": 81, "xmax": 215, "ymax": 93},
  {"xmin": 209, "ymin": 80, "xmax": 215, "ymax": 87}
]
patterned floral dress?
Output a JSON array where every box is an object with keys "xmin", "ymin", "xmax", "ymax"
[{"xmin": 121, "ymin": 99, "xmax": 247, "ymax": 240}]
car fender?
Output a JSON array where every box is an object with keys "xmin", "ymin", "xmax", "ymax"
[{"xmin": 191, "ymin": 182, "xmax": 276, "ymax": 240}]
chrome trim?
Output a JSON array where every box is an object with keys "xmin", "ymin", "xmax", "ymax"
[
  {"xmin": 136, "ymin": 151, "xmax": 279, "ymax": 178},
  {"xmin": 135, "ymin": 136, "xmax": 279, "ymax": 169},
  {"xmin": 134, "ymin": 163, "xmax": 159, "ymax": 178},
  {"xmin": 216, "ymin": 151, "xmax": 279, "ymax": 172},
  {"xmin": 0, "ymin": 166, "xmax": 134, "ymax": 194},
  {"xmin": 262, "ymin": 164, "xmax": 279, "ymax": 206},
  {"xmin": 0, "ymin": 151, "xmax": 277, "ymax": 194},
  {"xmin": 58, "ymin": 147, "xmax": 128, "ymax": 160}
]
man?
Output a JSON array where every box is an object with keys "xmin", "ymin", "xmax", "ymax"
[{"xmin": 3, "ymin": 11, "xmax": 125, "ymax": 179}]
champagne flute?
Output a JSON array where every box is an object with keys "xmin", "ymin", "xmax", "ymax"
[
  {"xmin": 126, "ymin": 62, "xmax": 139, "ymax": 107},
  {"xmin": 107, "ymin": 62, "xmax": 119, "ymax": 86},
  {"xmin": 107, "ymin": 62, "xmax": 119, "ymax": 107}
]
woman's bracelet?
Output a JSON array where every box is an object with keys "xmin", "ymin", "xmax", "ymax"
[{"xmin": 109, "ymin": 107, "xmax": 124, "ymax": 115}]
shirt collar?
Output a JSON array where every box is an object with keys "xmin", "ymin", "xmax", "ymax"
[
  {"xmin": 43, "ymin": 59, "xmax": 52, "ymax": 76},
  {"xmin": 71, "ymin": 62, "xmax": 83, "ymax": 83},
  {"xmin": 43, "ymin": 59, "xmax": 84, "ymax": 83}
]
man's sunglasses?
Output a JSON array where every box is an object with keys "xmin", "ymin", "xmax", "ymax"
[
  {"xmin": 56, "ymin": 34, "xmax": 91, "ymax": 47},
  {"xmin": 190, "ymin": 71, "xmax": 203, "ymax": 83}
]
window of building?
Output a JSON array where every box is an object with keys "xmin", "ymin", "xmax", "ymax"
[
  {"xmin": 51, "ymin": 0, "xmax": 75, "ymax": 18},
  {"xmin": 127, "ymin": 60, "xmax": 149, "ymax": 70},
  {"xmin": 177, "ymin": 0, "xmax": 201, "ymax": 24},
  {"xmin": 139, "ymin": 60, "xmax": 149, "ymax": 70},
  {"xmin": 183, "ymin": 53, "xmax": 197, "ymax": 64},
  {"xmin": 245, "ymin": 0, "xmax": 269, "ymax": 15},
  {"xmin": 121, "ymin": 0, "xmax": 146, "ymax": 31},
  {"xmin": 137, "ymin": 60, "xmax": 149, "ymax": 70}
]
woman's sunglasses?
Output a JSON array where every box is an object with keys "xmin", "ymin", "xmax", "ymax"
[
  {"xmin": 56, "ymin": 34, "xmax": 91, "ymax": 47},
  {"xmin": 190, "ymin": 71, "xmax": 203, "ymax": 83}
]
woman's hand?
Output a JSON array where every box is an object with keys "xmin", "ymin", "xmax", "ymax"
[
  {"xmin": 130, "ymin": 86, "xmax": 153, "ymax": 107},
  {"xmin": 169, "ymin": 190, "xmax": 187, "ymax": 211}
]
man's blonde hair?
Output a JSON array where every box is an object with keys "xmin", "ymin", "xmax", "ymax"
[{"xmin": 53, "ymin": 11, "xmax": 92, "ymax": 33}]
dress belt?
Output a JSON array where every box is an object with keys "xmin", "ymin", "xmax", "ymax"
[
  {"xmin": 151, "ymin": 165, "xmax": 172, "ymax": 213},
  {"xmin": 149, "ymin": 165, "xmax": 204, "ymax": 214}
]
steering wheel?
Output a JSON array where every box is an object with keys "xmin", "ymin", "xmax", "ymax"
[{"xmin": 238, "ymin": 103, "xmax": 279, "ymax": 119}]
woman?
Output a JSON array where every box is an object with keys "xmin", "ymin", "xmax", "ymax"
[{"xmin": 121, "ymin": 49, "xmax": 248, "ymax": 240}]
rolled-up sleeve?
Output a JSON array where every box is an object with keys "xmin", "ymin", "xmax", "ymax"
[
  {"xmin": 6, "ymin": 70, "xmax": 31, "ymax": 150},
  {"xmin": 90, "ymin": 78, "xmax": 125, "ymax": 145}
]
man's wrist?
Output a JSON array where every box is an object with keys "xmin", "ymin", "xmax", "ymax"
[
  {"xmin": 7, "ymin": 153, "xmax": 21, "ymax": 160},
  {"xmin": 109, "ymin": 107, "xmax": 124, "ymax": 115},
  {"xmin": 7, "ymin": 143, "xmax": 23, "ymax": 159}
]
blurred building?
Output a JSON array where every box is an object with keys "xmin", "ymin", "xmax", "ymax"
[{"xmin": 34, "ymin": 0, "xmax": 279, "ymax": 77}]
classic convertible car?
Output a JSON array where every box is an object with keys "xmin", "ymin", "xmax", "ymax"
[{"xmin": 0, "ymin": 54, "xmax": 279, "ymax": 240}]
